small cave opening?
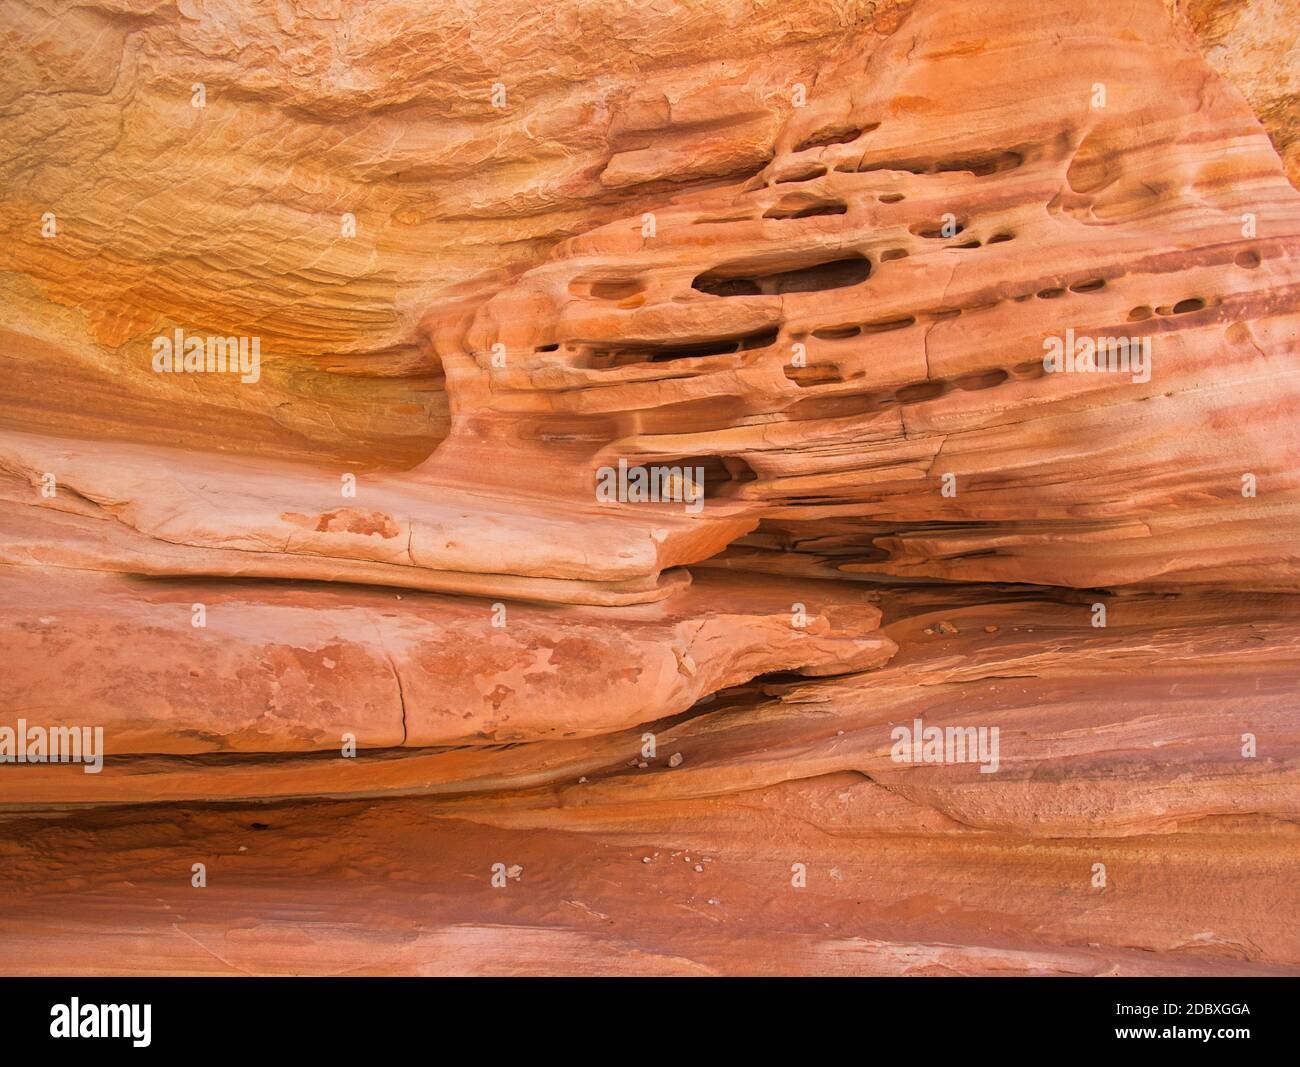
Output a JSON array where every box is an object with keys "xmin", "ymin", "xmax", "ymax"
[
  {"xmin": 763, "ymin": 197, "xmax": 849, "ymax": 220},
  {"xmin": 910, "ymin": 219, "xmax": 967, "ymax": 239},
  {"xmin": 587, "ymin": 327, "xmax": 779, "ymax": 369},
  {"xmin": 894, "ymin": 379, "xmax": 947, "ymax": 403},
  {"xmin": 693, "ymin": 254, "xmax": 871, "ymax": 297},
  {"xmin": 1152, "ymin": 297, "xmax": 1208, "ymax": 317},
  {"xmin": 807, "ymin": 314, "xmax": 915, "ymax": 339},
  {"xmin": 569, "ymin": 276, "xmax": 646, "ymax": 302},
  {"xmin": 860, "ymin": 314, "xmax": 916, "ymax": 334},
  {"xmin": 812, "ymin": 324, "xmax": 862, "ymax": 340},
  {"xmin": 846, "ymin": 148, "xmax": 1025, "ymax": 177},
  {"xmin": 954, "ymin": 368, "xmax": 1009, "ymax": 391},
  {"xmin": 594, "ymin": 454, "xmax": 758, "ymax": 507},
  {"xmin": 933, "ymin": 149, "xmax": 1024, "ymax": 176}
]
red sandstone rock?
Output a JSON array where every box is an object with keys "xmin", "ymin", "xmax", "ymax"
[
  {"xmin": 0, "ymin": 0, "xmax": 1297, "ymax": 978},
  {"xmin": 0, "ymin": 566, "xmax": 893, "ymax": 764}
]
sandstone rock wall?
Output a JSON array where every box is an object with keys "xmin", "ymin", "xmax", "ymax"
[{"xmin": 0, "ymin": 0, "xmax": 1297, "ymax": 976}]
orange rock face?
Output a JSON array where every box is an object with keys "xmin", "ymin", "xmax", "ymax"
[{"xmin": 0, "ymin": 0, "xmax": 1298, "ymax": 976}]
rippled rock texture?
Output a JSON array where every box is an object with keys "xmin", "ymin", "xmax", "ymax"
[{"xmin": 0, "ymin": 0, "xmax": 1298, "ymax": 975}]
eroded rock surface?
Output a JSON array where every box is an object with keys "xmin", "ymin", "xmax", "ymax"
[{"xmin": 0, "ymin": 0, "xmax": 1297, "ymax": 976}]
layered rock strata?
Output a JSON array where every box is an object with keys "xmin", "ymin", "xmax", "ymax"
[{"xmin": 0, "ymin": 0, "xmax": 1297, "ymax": 976}]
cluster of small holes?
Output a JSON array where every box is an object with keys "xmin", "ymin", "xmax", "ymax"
[
  {"xmin": 573, "ymin": 176, "xmax": 1240, "ymax": 393},
  {"xmin": 785, "ymin": 361, "xmax": 1032, "ymax": 410},
  {"xmin": 1129, "ymin": 297, "xmax": 1207, "ymax": 320},
  {"xmin": 801, "ymin": 267, "xmax": 1106, "ymax": 342}
]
